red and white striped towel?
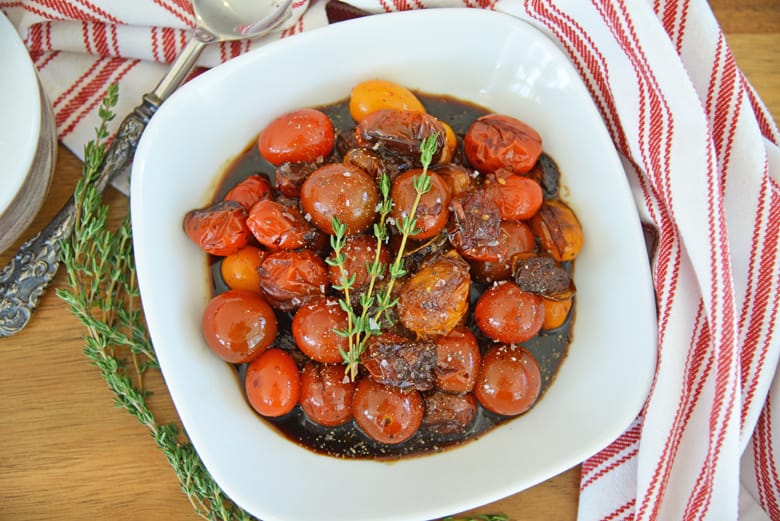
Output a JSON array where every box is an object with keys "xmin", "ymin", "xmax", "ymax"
[{"xmin": 3, "ymin": 0, "xmax": 778, "ymax": 519}]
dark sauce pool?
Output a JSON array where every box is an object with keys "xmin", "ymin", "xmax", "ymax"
[{"xmin": 207, "ymin": 92, "xmax": 574, "ymax": 459}]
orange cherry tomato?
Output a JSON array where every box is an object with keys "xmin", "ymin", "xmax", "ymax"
[
  {"xmin": 390, "ymin": 169, "xmax": 451, "ymax": 240},
  {"xmin": 245, "ymin": 348, "xmax": 300, "ymax": 417},
  {"xmin": 292, "ymin": 296, "xmax": 349, "ymax": 364},
  {"xmin": 352, "ymin": 377, "xmax": 423, "ymax": 444},
  {"xmin": 474, "ymin": 281, "xmax": 545, "ymax": 344},
  {"xmin": 299, "ymin": 361, "xmax": 355, "ymax": 426},
  {"xmin": 258, "ymin": 108, "xmax": 335, "ymax": 166},
  {"xmin": 489, "ymin": 174, "xmax": 543, "ymax": 221},
  {"xmin": 223, "ymin": 174, "xmax": 272, "ymax": 210},
  {"xmin": 201, "ymin": 289, "xmax": 277, "ymax": 364},
  {"xmin": 349, "ymin": 79, "xmax": 425, "ymax": 123},
  {"xmin": 183, "ymin": 201, "xmax": 250, "ymax": 256},
  {"xmin": 299, "ymin": 163, "xmax": 379, "ymax": 235},
  {"xmin": 542, "ymin": 297, "xmax": 573, "ymax": 330},
  {"xmin": 464, "ymin": 113, "xmax": 542, "ymax": 174},
  {"xmin": 246, "ymin": 199, "xmax": 318, "ymax": 250},
  {"xmin": 474, "ymin": 344, "xmax": 541, "ymax": 416},
  {"xmin": 433, "ymin": 326, "xmax": 481, "ymax": 393},
  {"xmin": 220, "ymin": 245, "xmax": 266, "ymax": 293},
  {"xmin": 257, "ymin": 249, "xmax": 329, "ymax": 311}
]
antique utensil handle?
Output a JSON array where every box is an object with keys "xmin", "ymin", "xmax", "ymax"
[{"xmin": 0, "ymin": 38, "xmax": 207, "ymax": 337}]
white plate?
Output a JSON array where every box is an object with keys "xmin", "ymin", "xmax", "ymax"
[{"xmin": 132, "ymin": 9, "xmax": 657, "ymax": 521}]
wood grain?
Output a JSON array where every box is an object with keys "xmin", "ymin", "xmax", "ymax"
[{"xmin": 0, "ymin": 4, "xmax": 777, "ymax": 520}]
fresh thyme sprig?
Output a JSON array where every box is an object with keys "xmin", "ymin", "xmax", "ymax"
[
  {"xmin": 327, "ymin": 133, "xmax": 438, "ymax": 382},
  {"xmin": 56, "ymin": 84, "xmax": 252, "ymax": 521}
]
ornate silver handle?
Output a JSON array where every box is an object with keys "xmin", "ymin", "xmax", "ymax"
[{"xmin": 0, "ymin": 97, "xmax": 158, "ymax": 337}]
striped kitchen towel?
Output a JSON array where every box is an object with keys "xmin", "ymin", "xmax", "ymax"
[{"xmin": 2, "ymin": 0, "xmax": 778, "ymax": 519}]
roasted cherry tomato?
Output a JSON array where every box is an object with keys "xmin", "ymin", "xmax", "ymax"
[
  {"xmin": 464, "ymin": 114, "xmax": 542, "ymax": 174},
  {"xmin": 448, "ymin": 188, "xmax": 502, "ymax": 262},
  {"xmin": 438, "ymin": 121, "xmax": 458, "ymax": 164},
  {"xmin": 433, "ymin": 326, "xmax": 481, "ymax": 393},
  {"xmin": 246, "ymin": 199, "xmax": 318, "ymax": 250},
  {"xmin": 245, "ymin": 348, "xmax": 300, "ymax": 417},
  {"xmin": 530, "ymin": 200, "xmax": 584, "ymax": 262},
  {"xmin": 349, "ymin": 79, "xmax": 425, "ymax": 123},
  {"xmin": 223, "ymin": 174, "xmax": 272, "ymax": 210},
  {"xmin": 183, "ymin": 200, "xmax": 250, "ymax": 256},
  {"xmin": 421, "ymin": 391, "xmax": 478, "ymax": 435},
  {"xmin": 292, "ymin": 296, "xmax": 349, "ymax": 364},
  {"xmin": 488, "ymin": 174, "xmax": 543, "ymax": 221},
  {"xmin": 299, "ymin": 163, "xmax": 378, "ymax": 235},
  {"xmin": 220, "ymin": 245, "xmax": 266, "ymax": 293},
  {"xmin": 258, "ymin": 108, "xmax": 335, "ymax": 166},
  {"xmin": 274, "ymin": 161, "xmax": 318, "ymax": 198},
  {"xmin": 258, "ymin": 249, "xmax": 329, "ymax": 310},
  {"xmin": 474, "ymin": 344, "xmax": 541, "ymax": 416},
  {"xmin": 469, "ymin": 221, "xmax": 536, "ymax": 284},
  {"xmin": 356, "ymin": 109, "xmax": 447, "ymax": 163},
  {"xmin": 299, "ymin": 361, "xmax": 355, "ymax": 427},
  {"xmin": 432, "ymin": 163, "xmax": 473, "ymax": 198},
  {"xmin": 352, "ymin": 377, "xmax": 423, "ymax": 444},
  {"xmin": 326, "ymin": 233, "xmax": 390, "ymax": 292},
  {"xmin": 201, "ymin": 289, "xmax": 277, "ymax": 364},
  {"xmin": 542, "ymin": 297, "xmax": 573, "ymax": 330},
  {"xmin": 474, "ymin": 281, "xmax": 545, "ymax": 344},
  {"xmin": 390, "ymin": 169, "xmax": 451, "ymax": 240}
]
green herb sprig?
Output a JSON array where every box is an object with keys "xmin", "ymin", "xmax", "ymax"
[{"xmin": 327, "ymin": 133, "xmax": 438, "ymax": 382}]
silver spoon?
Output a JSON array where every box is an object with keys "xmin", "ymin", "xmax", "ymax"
[{"xmin": 0, "ymin": 0, "xmax": 294, "ymax": 337}]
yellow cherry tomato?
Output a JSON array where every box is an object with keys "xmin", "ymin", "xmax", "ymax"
[
  {"xmin": 542, "ymin": 296, "xmax": 573, "ymax": 330},
  {"xmin": 438, "ymin": 121, "xmax": 458, "ymax": 164},
  {"xmin": 349, "ymin": 79, "xmax": 425, "ymax": 123},
  {"xmin": 220, "ymin": 245, "xmax": 266, "ymax": 293}
]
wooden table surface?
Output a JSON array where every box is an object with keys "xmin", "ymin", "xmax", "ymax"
[{"xmin": 1, "ymin": 3, "xmax": 777, "ymax": 520}]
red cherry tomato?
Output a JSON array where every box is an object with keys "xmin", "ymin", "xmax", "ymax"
[
  {"xmin": 201, "ymin": 289, "xmax": 277, "ymax": 364},
  {"xmin": 223, "ymin": 174, "xmax": 272, "ymax": 210},
  {"xmin": 292, "ymin": 296, "xmax": 349, "ymax": 364},
  {"xmin": 326, "ymin": 234, "xmax": 390, "ymax": 292},
  {"xmin": 474, "ymin": 281, "xmax": 545, "ymax": 344},
  {"xmin": 258, "ymin": 108, "xmax": 335, "ymax": 166},
  {"xmin": 390, "ymin": 169, "xmax": 451, "ymax": 240},
  {"xmin": 220, "ymin": 245, "xmax": 266, "ymax": 293},
  {"xmin": 352, "ymin": 377, "xmax": 423, "ymax": 444},
  {"xmin": 299, "ymin": 361, "xmax": 355, "ymax": 426},
  {"xmin": 245, "ymin": 348, "xmax": 300, "ymax": 417},
  {"xmin": 464, "ymin": 114, "xmax": 542, "ymax": 174},
  {"xmin": 356, "ymin": 109, "xmax": 447, "ymax": 162},
  {"xmin": 474, "ymin": 344, "xmax": 541, "ymax": 416},
  {"xmin": 183, "ymin": 201, "xmax": 250, "ymax": 256},
  {"xmin": 433, "ymin": 326, "xmax": 481, "ymax": 393},
  {"xmin": 246, "ymin": 199, "xmax": 317, "ymax": 250},
  {"xmin": 258, "ymin": 249, "xmax": 329, "ymax": 310},
  {"xmin": 299, "ymin": 163, "xmax": 379, "ymax": 236},
  {"xmin": 469, "ymin": 221, "xmax": 536, "ymax": 284},
  {"xmin": 489, "ymin": 174, "xmax": 543, "ymax": 221}
]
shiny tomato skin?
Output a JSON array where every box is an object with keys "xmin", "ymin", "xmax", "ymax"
[
  {"xmin": 390, "ymin": 169, "xmax": 451, "ymax": 240},
  {"xmin": 246, "ymin": 199, "xmax": 317, "ymax": 250},
  {"xmin": 464, "ymin": 114, "xmax": 542, "ymax": 174},
  {"xmin": 299, "ymin": 362, "xmax": 355, "ymax": 426},
  {"xmin": 474, "ymin": 281, "xmax": 545, "ymax": 344},
  {"xmin": 469, "ymin": 220, "xmax": 536, "ymax": 284},
  {"xmin": 223, "ymin": 174, "xmax": 272, "ymax": 211},
  {"xmin": 299, "ymin": 163, "xmax": 379, "ymax": 236},
  {"xmin": 474, "ymin": 344, "xmax": 541, "ymax": 416},
  {"xmin": 349, "ymin": 79, "xmax": 425, "ymax": 123},
  {"xmin": 245, "ymin": 348, "xmax": 300, "ymax": 417},
  {"xmin": 220, "ymin": 245, "xmax": 266, "ymax": 293},
  {"xmin": 292, "ymin": 296, "xmax": 349, "ymax": 364},
  {"xmin": 257, "ymin": 249, "xmax": 329, "ymax": 311},
  {"xmin": 201, "ymin": 289, "xmax": 277, "ymax": 364},
  {"xmin": 433, "ymin": 326, "xmax": 481, "ymax": 393},
  {"xmin": 352, "ymin": 377, "xmax": 423, "ymax": 444},
  {"xmin": 326, "ymin": 233, "xmax": 390, "ymax": 292},
  {"xmin": 490, "ymin": 174, "xmax": 543, "ymax": 221},
  {"xmin": 183, "ymin": 201, "xmax": 250, "ymax": 256},
  {"xmin": 258, "ymin": 108, "xmax": 335, "ymax": 166}
]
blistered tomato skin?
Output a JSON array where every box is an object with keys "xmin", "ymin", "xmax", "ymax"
[
  {"xmin": 258, "ymin": 249, "xmax": 329, "ymax": 311},
  {"xmin": 258, "ymin": 108, "xmax": 335, "ymax": 166},
  {"xmin": 469, "ymin": 220, "xmax": 536, "ymax": 284},
  {"xmin": 245, "ymin": 348, "xmax": 301, "ymax": 417},
  {"xmin": 292, "ymin": 296, "xmax": 349, "ymax": 364},
  {"xmin": 326, "ymin": 233, "xmax": 390, "ymax": 292},
  {"xmin": 183, "ymin": 200, "xmax": 250, "ymax": 256},
  {"xmin": 201, "ymin": 289, "xmax": 277, "ymax": 364},
  {"xmin": 352, "ymin": 377, "xmax": 424, "ymax": 444},
  {"xmin": 464, "ymin": 114, "xmax": 542, "ymax": 174},
  {"xmin": 475, "ymin": 344, "xmax": 541, "ymax": 416},
  {"xmin": 299, "ymin": 163, "xmax": 379, "ymax": 236},
  {"xmin": 223, "ymin": 174, "xmax": 272, "ymax": 210},
  {"xmin": 390, "ymin": 169, "xmax": 451, "ymax": 240},
  {"xmin": 246, "ymin": 199, "xmax": 317, "ymax": 250},
  {"xmin": 356, "ymin": 109, "xmax": 447, "ymax": 162},
  {"xmin": 474, "ymin": 281, "xmax": 545, "ymax": 344},
  {"xmin": 300, "ymin": 362, "xmax": 355, "ymax": 427},
  {"xmin": 434, "ymin": 326, "xmax": 481, "ymax": 393},
  {"xmin": 489, "ymin": 174, "xmax": 543, "ymax": 221},
  {"xmin": 349, "ymin": 79, "xmax": 425, "ymax": 123}
]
